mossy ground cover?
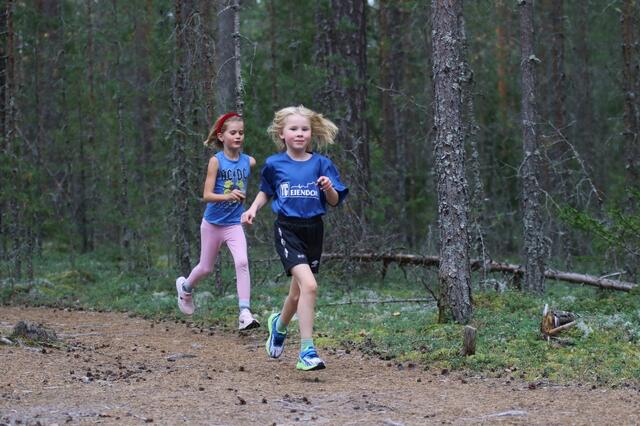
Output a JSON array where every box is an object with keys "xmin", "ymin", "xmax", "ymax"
[{"xmin": 2, "ymin": 248, "xmax": 639, "ymax": 386}]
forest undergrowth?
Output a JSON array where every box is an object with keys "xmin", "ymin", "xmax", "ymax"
[{"xmin": 1, "ymin": 245, "xmax": 639, "ymax": 387}]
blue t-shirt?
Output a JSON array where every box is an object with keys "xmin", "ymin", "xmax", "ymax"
[
  {"xmin": 259, "ymin": 152, "xmax": 348, "ymax": 218},
  {"xmin": 204, "ymin": 151, "xmax": 251, "ymax": 225}
]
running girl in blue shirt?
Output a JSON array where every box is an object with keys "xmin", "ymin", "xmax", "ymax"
[
  {"xmin": 176, "ymin": 112, "xmax": 260, "ymax": 331},
  {"xmin": 242, "ymin": 105, "xmax": 348, "ymax": 370}
]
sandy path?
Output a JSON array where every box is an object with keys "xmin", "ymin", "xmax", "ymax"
[{"xmin": 1, "ymin": 306, "xmax": 638, "ymax": 425}]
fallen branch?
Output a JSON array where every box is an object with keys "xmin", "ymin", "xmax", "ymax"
[
  {"xmin": 322, "ymin": 253, "xmax": 637, "ymax": 292},
  {"xmin": 546, "ymin": 321, "xmax": 577, "ymax": 336},
  {"xmin": 318, "ymin": 298, "xmax": 434, "ymax": 307}
]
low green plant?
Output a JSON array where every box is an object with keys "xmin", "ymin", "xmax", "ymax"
[{"xmin": 2, "ymin": 249, "xmax": 639, "ymax": 386}]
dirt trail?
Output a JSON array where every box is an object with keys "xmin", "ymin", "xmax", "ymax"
[{"xmin": 1, "ymin": 306, "xmax": 638, "ymax": 425}]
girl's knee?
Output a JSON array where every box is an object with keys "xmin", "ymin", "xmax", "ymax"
[
  {"xmin": 198, "ymin": 265, "xmax": 214, "ymax": 276},
  {"xmin": 234, "ymin": 257, "xmax": 249, "ymax": 271},
  {"xmin": 299, "ymin": 280, "xmax": 317, "ymax": 295}
]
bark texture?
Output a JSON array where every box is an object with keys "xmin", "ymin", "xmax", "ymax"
[
  {"xmin": 314, "ymin": 0, "xmax": 369, "ymax": 207},
  {"xmin": 379, "ymin": 0, "xmax": 409, "ymax": 240},
  {"xmin": 519, "ymin": 0, "xmax": 546, "ymax": 293},
  {"xmin": 173, "ymin": 0, "xmax": 193, "ymax": 275},
  {"xmin": 215, "ymin": 0, "xmax": 236, "ymax": 114},
  {"xmin": 431, "ymin": 0, "xmax": 472, "ymax": 324},
  {"xmin": 621, "ymin": 0, "xmax": 640, "ymax": 187}
]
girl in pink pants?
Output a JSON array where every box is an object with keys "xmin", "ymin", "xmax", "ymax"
[{"xmin": 175, "ymin": 112, "xmax": 259, "ymax": 330}]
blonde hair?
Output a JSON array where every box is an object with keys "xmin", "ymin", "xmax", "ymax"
[
  {"xmin": 267, "ymin": 105, "xmax": 338, "ymax": 151},
  {"xmin": 203, "ymin": 114, "xmax": 243, "ymax": 149}
]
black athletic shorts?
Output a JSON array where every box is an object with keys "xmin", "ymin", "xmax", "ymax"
[{"xmin": 274, "ymin": 215, "xmax": 324, "ymax": 276}]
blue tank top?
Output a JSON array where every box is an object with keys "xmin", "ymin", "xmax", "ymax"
[{"xmin": 203, "ymin": 151, "xmax": 251, "ymax": 225}]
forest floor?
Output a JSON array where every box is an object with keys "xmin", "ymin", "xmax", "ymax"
[{"xmin": 1, "ymin": 306, "xmax": 639, "ymax": 425}]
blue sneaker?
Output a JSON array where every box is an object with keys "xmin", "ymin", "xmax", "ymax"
[
  {"xmin": 266, "ymin": 312, "xmax": 287, "ymax": 358},
  {"xmin": 296, "ymin": 347, "xmax": 326, "ymax": 371}
]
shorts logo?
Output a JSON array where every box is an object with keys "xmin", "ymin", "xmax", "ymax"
[
  {"xmin": 297, "ymin": 254, "xmax": 306, "ymax": 259},
  {"xmin": 311, "ymin": 260, "xmax": 319, "ymax": 268},
  {"xmin": 279, "ymin": 181, "xmax": 319, "ymax": 199}
]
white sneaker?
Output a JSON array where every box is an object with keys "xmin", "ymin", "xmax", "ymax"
[
  {"xmin": 175, "ymin": 277, "xmax": 195, "ymax": 315},
  {"xmin": 238, "ymin": 309, "xmax": 260, "ymax": 330}
]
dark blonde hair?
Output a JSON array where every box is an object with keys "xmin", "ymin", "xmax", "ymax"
[
  {"xmin": 267, "ymin": 105, "xmax": 338, "ymax": 151},
  {"xmin": 203, "ymin": 113, "xmax": 244, "ymax": 149}
]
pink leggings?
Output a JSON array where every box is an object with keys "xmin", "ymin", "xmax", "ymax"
[{"xmin": 186, "ymin": 220, "xmax": 250, "ymax": 302}]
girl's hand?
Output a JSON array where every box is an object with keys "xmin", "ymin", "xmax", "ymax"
[
  {"xmin": 241, "ymin": 210, "xmax": 255, "ymax": 225},
  {"xmin": 317, "ymin": 176, "xmax": 333, "ymax": 192},
  {"xmin": 226, "ymin": 189, "xmax": 246, "ymax": 202}
]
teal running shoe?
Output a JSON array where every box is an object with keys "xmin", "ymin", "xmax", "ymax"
[
  {"xmin": 296, "ymin": 347, "xmax": 326, "ymax": 371},
  {"xmin": 266, "ymin": 312, "xmax": 287, "ymax": 358}
]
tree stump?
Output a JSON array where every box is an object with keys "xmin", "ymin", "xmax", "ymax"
[
  {"xmin": 461, "ymin": 325, "xmax": 476, "ymax": 356},
  {"xmin": 11, "ymin": 320, "xmax": 58, "ymax": 344}
]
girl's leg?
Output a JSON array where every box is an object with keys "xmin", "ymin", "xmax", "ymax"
[
  {"xmin": 279, "ymin": 275, "xmax": 301, "ymax": 327},
  {"xmin": 223, "ymin": 225, "xmax": 251, "ymax": 308},
  {"xmin": 185, "ymin": 220, "xmax": 224, "ymax": 289},
  {"xmin": 288, "ymin": 264, "xmax": 317, "ymax": 340}
]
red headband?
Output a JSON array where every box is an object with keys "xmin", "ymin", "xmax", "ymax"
[{"xmin": 213, "ymin": 112, "xmax": 241, "ymax": 136}]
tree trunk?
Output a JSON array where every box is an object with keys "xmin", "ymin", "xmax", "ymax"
[
  {"xmin": 215, "ymin": 0, "xmax": 236, "ymax": 114},
  {"xmin": 574, "ymin": 0, "xmax": 598, "ymax": 189},
  {"xmin": 495, "ymin": 0, "xmax": 509, "ymax": 121},
  {"xmin": 550, "ymin": 0, "xmax": 566, "ymax": 132},
  {"xmin": 173, "ymin": 0, "xmax": 193, "ymax": 275},
  {"xmin": 5, "ymin": 0, "xmax": 21, "ymax": 278},
  {"xmin": 519, "ymin": 0, "xmax": 546, "ymax": 293},
  {"xmin": 233, "ymin": 0, "xmax": 243, "ymax": 114},
  {"xmin": 621, "ymin": 0, "xmax": 640, "ymax": 187},
  {"xmin": 431, "ymin": 0, "xmax": 473, "ymax": 324},
  {"xmin": 314, "ymin": 0, "xmax": 369, "ymax": 213},
  {"xmin": 379, "ymin": 0, "xmax": 401, "ymax": 165},
  {"xmin": 460, "ymin": 10, "xmax": 487, "ymax": 270},
  {"xmin": 268, "ymin": 0, "xmax": 278, "ymax": 109},
  {"xmin": 200, "ymin": 0, "xmax": 216, "ymax": 122},
  {"xmin": 80, "ymin": 0, "xmax": 95, "ymax": 253},
  {"xmin": 0, "ymin": 1, "xmax": 8, "ymax": 260},
  {"xmin": 134, "ymin": 0, "xmax": 155, "ymax": 171},
  {"xmin": 379, "ymin": 0, "xmax": 409, "ymax": 242},
  {"xmin": 335, "ymin": 0, "xmax": 369, "ymax": 184},
  {"xmin": 111, "ymin": 0, "xmax": 133, "ymax": 254}
]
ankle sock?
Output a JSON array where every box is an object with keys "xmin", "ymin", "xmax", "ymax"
[
  {"xmin": 300, "ymin": 338, "xmax": 314, "ymax": 352},
  {"xmin": 275, "ymin": 315, "xmax": 287, "ymax": 334},
  {"xmin": 182, "ymin": 281, "xmax": 193, "ymax": 293},
  {"xmin": 239, "ymin": 300, "xmax": 250, "ymax": 312}
]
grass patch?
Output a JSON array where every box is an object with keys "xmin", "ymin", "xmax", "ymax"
[{"xmin": 2, "ymin": 250, "xmax": 639, "ymax": 386}]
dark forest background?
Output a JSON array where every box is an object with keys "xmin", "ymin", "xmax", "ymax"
[{"xmin": 1, "ymin": 0, "xmax": 639, "ymax": 298}]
